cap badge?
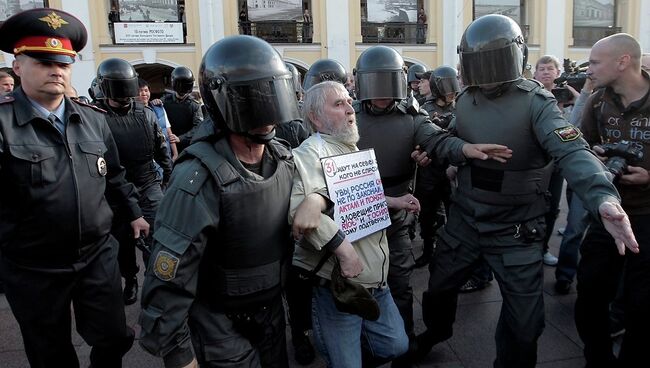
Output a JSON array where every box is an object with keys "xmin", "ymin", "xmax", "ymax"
[
  {"xmin": 39, "ymin": 12, "xmax": 69, "ymax": 30},
  {"xmin": 46, "ymin": 38, "xmax": 62, "ymax": 49}
]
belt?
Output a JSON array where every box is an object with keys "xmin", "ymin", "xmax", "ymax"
[{"xmin": 314, "ymin": 276, "xmax": 387, "ymax": 291}]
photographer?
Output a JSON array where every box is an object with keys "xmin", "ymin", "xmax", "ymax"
[{"xmin": 576, "ymin": 33, "xmax": 649, "ymax": 368}]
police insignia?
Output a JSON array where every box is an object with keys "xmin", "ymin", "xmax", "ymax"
[
  {"xmin": 554, "ymin": 126, "xmax": 581, "ymax": 142},
  {"xmin": 96, "ymin": 157, "xmax": 107, "ymax": 176},
  {"xmin": 39, "ymin": 12, "xmax": 69, "ymax": 30},
  {"xmin": 154, "ymin": 251, "xmax": 179, "ymax": 281}
]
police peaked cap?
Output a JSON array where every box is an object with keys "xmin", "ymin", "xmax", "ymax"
[{"xmin": 0, "ymin": 8, "xmax": 87, "ymax": 64}]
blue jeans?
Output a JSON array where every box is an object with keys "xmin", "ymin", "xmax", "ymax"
[
  {"xmin": 311, "ymin": 285, "xmax": 409, "ymax": 368},
  {"xmin": 555, "ymin": 189, "xmax": 590, "ymax": 283}
]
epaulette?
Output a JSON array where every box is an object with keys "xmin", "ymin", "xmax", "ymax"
[
  {"xmin": 0, "ymin": 94, "xmax": 15, "ymax": 104},
  {"xmin": 516, "ymin": 78, "xmax": 544, "ymax": 92},
  {"xmin": 72, "ymin": 98, "xmax": 106, "ymax": 113}
]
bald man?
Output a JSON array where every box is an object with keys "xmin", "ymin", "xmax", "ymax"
[{"xmin": 576, "ymin": 33, "xmax": 649, "ymax": 368}]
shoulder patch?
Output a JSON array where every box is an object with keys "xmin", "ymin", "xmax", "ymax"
[
  {"xmin": 553, "ymin": 126, "xmax": 582, "ymax": 142},
  {"xmin": 153, "ymin": 250, "xmax": 179, "ymax": 281},
  {"xmin": 0, "ymin": 94, "xmax": 15, "ymax": 104},
  {"xmin": 72, "ymin": 99, "xmax": 106, "ymax": 113}
]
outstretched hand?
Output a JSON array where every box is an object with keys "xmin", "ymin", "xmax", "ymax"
[
  {"xmin": 598, "ymin": 201, "xmax": 639, "ymax": 255},
  {"xmin": 462, "ymin": 144, "xmax": 512, "ymax": 163}
]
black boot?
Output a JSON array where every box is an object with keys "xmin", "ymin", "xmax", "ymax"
[
  {"xmin": 292, "ymin": 331, "xmax": 315, "ymax": 365},
  {"xmin": 123, "ymin": 276, "xmax": 138, "ymax": 306}
]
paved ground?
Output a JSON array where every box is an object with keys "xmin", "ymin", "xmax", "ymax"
[{"xmin": 0, "ymin": 190, "xmax": 588, "ymax": 367}]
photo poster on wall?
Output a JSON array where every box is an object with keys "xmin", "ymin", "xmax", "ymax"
[
  {"xmin": 0, "ymin": 0, "xmax": 46, "ymax": 21},
  {"xmin": 367, "ymin": 0, "xmax": 417, "ymax": 23},
  {"xmin": 248, "ymin": 0, "xmax": 303, "ymax": 21},
  {"xmin": 117, "ymin": 0, "xmax": 179, "ymax": 22},
  {"xmin": 474, "ymin": 0, "xmax": 521, "ymax": 24},
  {"xmin": 573, "ymin": 0, "xmax": 615, "ymax": 27}
]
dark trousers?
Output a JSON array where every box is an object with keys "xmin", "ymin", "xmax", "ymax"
[
  {"xmin": 115, "ymin": 184, "xmax": 163, "ymax": 278},
  {"xmin": 285, "ymin": 265, "xmax": 313, "ymax": 335},
  {"xmin": 0, "ymin": 237, "xmax": 134, "ymax": 368},
  {"xmin": 543, "ymin": 170, "xmax": 564, "ymax": 252},
  {"xmin": 422, "ymin": 207, "xmax": 545, "ymax": 368},
  {"xmin": 575, "ymin": 214, "xmax": 650, "ymax": 368},
  {"xmin": 386, "ymin": 209, "xmax": 416, "ymax": 338},
  {"xmin": 414, "ymin": 180, "xmax": 450, "ymax": 247},
  {"xmin": 188, "ymin": 294, "xmax": 288, "ymax": 367}
]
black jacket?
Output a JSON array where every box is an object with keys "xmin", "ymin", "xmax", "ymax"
[
  {"xmin": 161, "ymin": 93, "xmax": 203, "ymax": 151},
  {"xmin": 0, "ymin": 88, "xmax": 141, "ymax": 268}
]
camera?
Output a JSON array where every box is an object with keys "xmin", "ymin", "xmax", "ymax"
[
  {"xmin": 599, "ymin": 140, "xmax": 645, "ymax": 180},
  {"xmin": 551, "ymin": 59, "xmax": 589, "ymax": 103}
]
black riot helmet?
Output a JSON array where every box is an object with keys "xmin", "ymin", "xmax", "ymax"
[
  {"xmin": 88, "ymin": 77, "xmax": 104, "ymax": 101},
  {"xmin": 199, "ymin": 35, "xmax": 300, "ymax": 135},
  {"xmin": 285, "ymin": 62, "xmax": 302, "ymax": 94},
  {"xmin": 430, "ymin": 66, "xmax": 461, "ymax": 98},
  {"xmin": 96, "ymin": 58, "xmax": 139, "ymax": 99},
  {"xmin": 171, "ymin": 66, "xmax": 195, "ymax": 96},
  {"xmin": 407, "ymin": 64, "xmax": 426, "ymax": 84},
  {"xmin": 457, "ymin": 14, "xmax": 528, "ymax": 87},
  {"xmin": 302, "ymin": 59, "xmax": 347, "ymax": 91},
  {"xmin": 354, "ymin": 45, "xmax": 407, "ymax": 101}
]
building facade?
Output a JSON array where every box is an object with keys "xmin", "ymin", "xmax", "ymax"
[{"xmin": 1, "ymin": 0, "xmax": 649, "ymax": 97}]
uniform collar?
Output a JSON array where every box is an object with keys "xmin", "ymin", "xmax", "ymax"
[{"xmin": 13, "ymin": 87, "xmax": 81, "ymax": 127}]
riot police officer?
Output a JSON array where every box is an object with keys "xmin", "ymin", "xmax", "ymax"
[
  {"xmin": 354, "ymin": 45, "xmax": 513, "ymax": 365},
  {"xmin": 0, "ymin": 8, "xmax": 148, "ymax": 367},
  {"xmin": 302, "ymin": 58, "xmax": 348, "ymax": 91},
  {"xmin": 413, "ymin": 66, "xmax": 461, "ymax": 269},
  {"xmin": 413, "ymin": 15, "xmax": 638, "ymax": 368},
  {"xmin": 407, "ymin": 63, "xmax": 426, "ymax": 105},
  {"xmin": 161, "ymin": 66, "xmax": 203, "ymax": 152},
  {"xmin": 140, "ymin": 35, "xmax": 301, "ymax": 368},
  {"xmin": 95, "ymin": 58, "xmax": 172, "ymax": 305}
]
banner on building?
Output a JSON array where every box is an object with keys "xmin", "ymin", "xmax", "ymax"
[
  {"xmin": 321, "ymin": 149, "xmax": 391, "ymax": 242},
  {"xmin": 247, "ymin": 0, "xmax": 302, "ymax": 21},
  {"xmin": 366, "ymin": 0, "xmax": 417, "ymax": 23},
  {"xmin": 113, "ymin": 22, "xmax": 184, "ymax": 44},
  {"xmin": 117, "ymin": 0, "xmax": 179, "ymax": 22}
]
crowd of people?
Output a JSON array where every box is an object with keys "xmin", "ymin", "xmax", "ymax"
[{"xmin": 0, "ymin": 7, "xmax": 647, "ymax": 368}]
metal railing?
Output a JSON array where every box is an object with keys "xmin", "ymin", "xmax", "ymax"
[
  {"xmin": 361, "ymin": 22, "xmax": 427, "ymax": 44},
  {"xmin": 572, "ymin": 26, "xmax": 621, "ymax": 47},
  {"xmin": 238, "ymin": 21, "xmax": 312, "ymax": 43}
]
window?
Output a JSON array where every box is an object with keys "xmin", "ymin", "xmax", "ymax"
[
  {"xmin": 572, "ymin": 0, "xmax": 619, "ymax": 47},
  {"xmin": 0, "ymin": 0, "xmax": 49, "ymax": 23},
  {"xmin": 473, "ymin": 0, "xmax": 528, "ymax": 42},
  {"xmin": 238, "ymin": 0, "xmax": 313, "ymax": 43},
  {"xmin": 108, "ymin": 0, "xmax": 187, "ymax": 44},
  {"xmin": 361, "ymin": 0, "xmax": 426, "ymax": 44}
]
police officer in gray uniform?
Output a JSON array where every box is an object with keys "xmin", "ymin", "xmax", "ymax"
[
  {"xmin": 407, "ymin": 63, "xmax": 426, "ymax": 105},
  {"xmin": 139, "ymin": 35, "xmax": 300, "ymax": 368},
  {"xmin": 354, "ymin": 45, "xmax": 514, "ymax": 364},
  {"xmin": 0, "ymin": 8, "xmax": 149, "ymax": 367},
  {"xmin": 161, "ymin": 66, "xmax": 203, "ymax": 152},
  {"xmin": 413, "ymin": 15, "xmax": 638, "ymax": 368},
  {"xmin": 94, "ymin": 58, "xmax": 172, "ymax": 305}
]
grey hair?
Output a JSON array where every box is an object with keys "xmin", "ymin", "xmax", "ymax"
[{"xmin": 302, "ymin": 81, "xmax": 348, "ymax": 133}]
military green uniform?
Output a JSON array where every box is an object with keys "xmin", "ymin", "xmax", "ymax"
[
  {"xmin": 139, "ymin": 122, "xmax": 294, "ymax": 368},
  {"xmin": 421, "ymin": 79, "xmax": 620, "ymax": 368},
  {"xmin": 356, "ymin": 100, "xmax": 467, "ymax": 339}
]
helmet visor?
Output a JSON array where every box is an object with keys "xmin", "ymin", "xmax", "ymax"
[
  {"xmin": 214, "ymin": 77, "xmax": 300, "ymax": 133},
  {"xmin": 356, "ymin": 71, "xmax": 407, "ymax": 101},
  {"xmin": 460, "ymin": 44, "xmax": 523, "ymax": 86},
  {"xmin": 435, "ymin": 76, "xmax": 461, "ymax": 96},
  {"xmin": 174, "ymin": 81, "xmax": 194, "ymax": 95},
  {"xmin": 101, "ymin": 77, "xmax": 139, "ymax": 99}
]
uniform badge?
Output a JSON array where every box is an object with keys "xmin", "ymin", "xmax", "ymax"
[
  {"xmin": 154, "ymin": 251, "xmax": 180, "ymax": 281},
  {"xmin": 554, "ymin": 126, "xmax": 581, "ymax": 142},
  {"xmin": 96, "ymin": 157, "xmax": 107, "ymax": 176},
  {"xmin": 39, "ymin": 12, "xmax": 69, "ymax": 30}
]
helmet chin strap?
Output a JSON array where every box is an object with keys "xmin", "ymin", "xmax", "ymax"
[{"xmin": 243, "ymin": 128, "xmax": 276, "ymax": 144}]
